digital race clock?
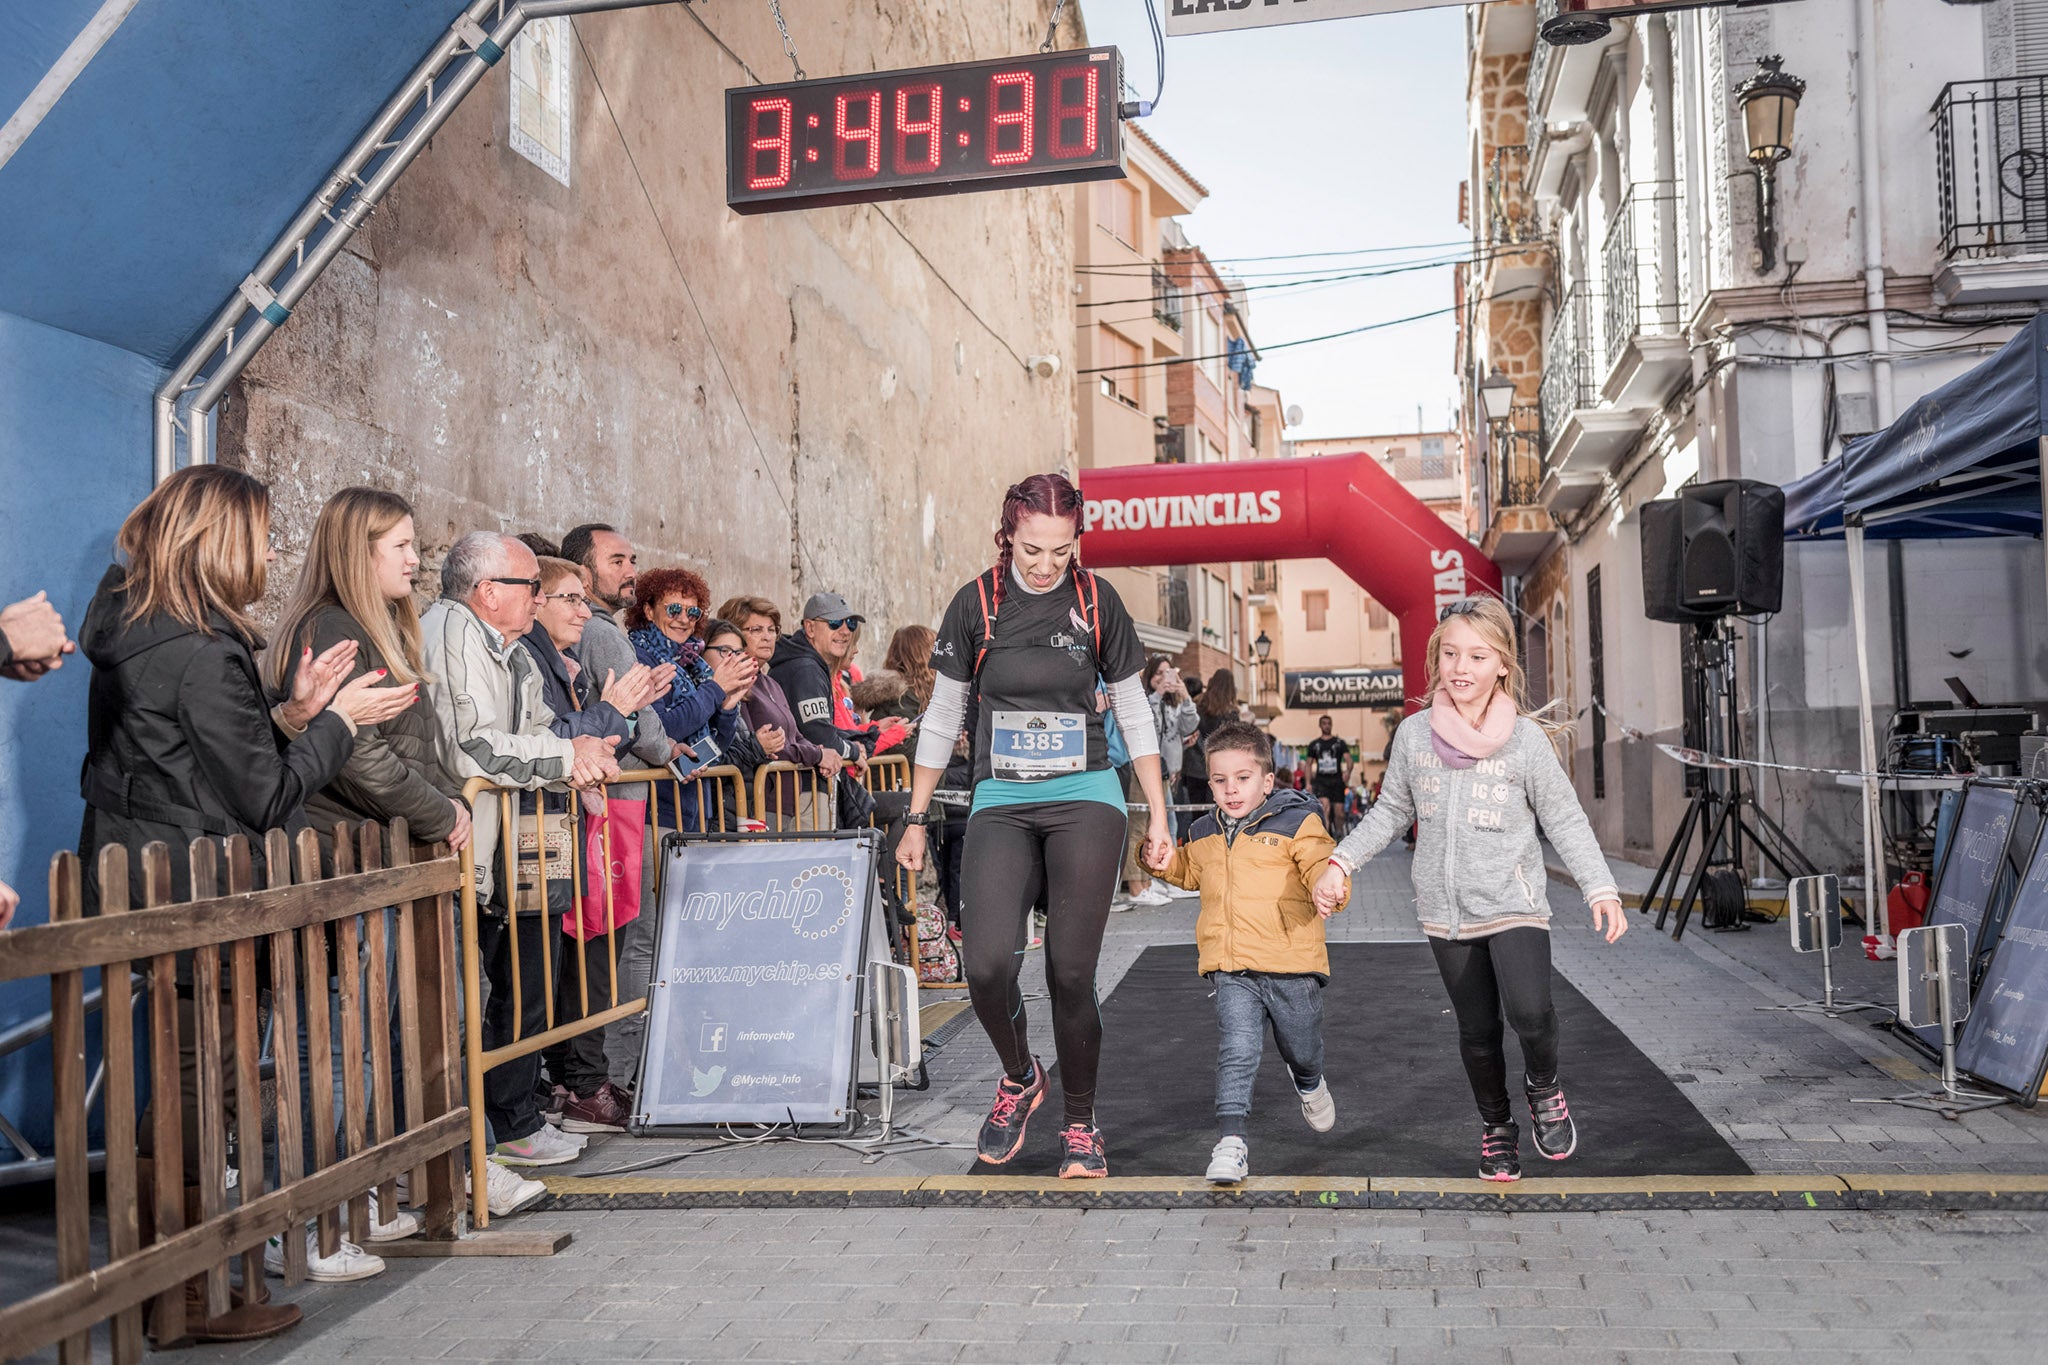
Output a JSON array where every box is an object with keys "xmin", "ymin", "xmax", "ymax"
[{"xmin": 725, "ymin": 47, "xmax": 1126, "ymax": 215}]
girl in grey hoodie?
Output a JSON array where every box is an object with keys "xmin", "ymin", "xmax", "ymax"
[{"xmin": 1313, "ymin": 598, "xmax": 1625, "ymax": 1183}]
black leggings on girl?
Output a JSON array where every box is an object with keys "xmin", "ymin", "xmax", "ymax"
[
  {"xmin": 958, "ymin": 799, "xmax": 1127, "ymax": 1126},
  {"xmin": 1428, "ymin": 926, "xmax": 1559, "ymax": 1125}
]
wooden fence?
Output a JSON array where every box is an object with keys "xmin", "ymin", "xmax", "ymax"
[{"xmin": 0, "ymin": 820, "xmax": 469, "ymax": 1363}]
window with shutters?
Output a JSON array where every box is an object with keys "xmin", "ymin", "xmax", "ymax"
[
  {"xmin": 1096, "ymin": 180, "xmax": 1141, "ymax": 249},
  {"xmin": 2019, "ymin": 0, "xmax": 2048, "ymax": 75},
  {"xmin": 1097, "ymin": 327, "xmax": 1142, "ymax": 407},
  {"xmin": 1368, "ymin": 599, "xmax": 1389, "ymax": 632},
  {"xmin": 1304, "ymin": 590, "xmax": 1329, "ymax": 632}
]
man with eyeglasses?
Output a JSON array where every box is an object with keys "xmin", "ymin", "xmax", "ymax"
[
  {"xmin": 770, "ymin": 591, "xmax": 879, "ymax": 764},
  {"xmin": 421, "ymin": 532, "xmax": 623, "ymax": 1169}
]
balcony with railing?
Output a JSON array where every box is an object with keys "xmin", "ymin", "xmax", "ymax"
[
  {"xmin": 1159, "ymin": 568, "xmax": 1192, "ymax": 633},
  {"xmin": 1537, "ymin": 283, "xmax": 1637, "ymax": 511},
  {"xmin": 1153, "ymin": 266, "xmax": 1184, "ymax": 331},
  {"xmin": 1248, "ymin": 560, "xmax": 1279, "ymax": 595},
  {"xmin": 1524, "ymin": 0, "xmax": 1556, "ymax": 162},
  {"xmin": 1597, "ymin": 181, "xmax": 1688, "ymax": 407},
  {"xmin": 1483, "ymin": 145, "xmax": 1551, "ymax": 306},
  {"xmin": 1482, "ymin": 401, "xmax": 1556, "ymax": 574},
  {"xmin": 1933, "ymin": 77, "xmax": 2048, "ymax": 305},
  {"xmin": 1524, "ymin": 0, "xmax": 1622, "ymax": 198}
]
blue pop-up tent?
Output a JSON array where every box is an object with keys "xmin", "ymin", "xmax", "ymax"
[{"xmin": 1780, "ymin": 315, "xmax": 2048, "ymax": 937}]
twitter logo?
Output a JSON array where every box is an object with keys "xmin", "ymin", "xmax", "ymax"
[{"xmin": 690, "ymin": 1065, "xmax": 726, "ymax": 1097}]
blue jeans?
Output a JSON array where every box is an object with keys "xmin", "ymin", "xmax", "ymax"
[{"xmin": 1213, "ymin": 971, "xmax": 1325, "ymax": 1138}]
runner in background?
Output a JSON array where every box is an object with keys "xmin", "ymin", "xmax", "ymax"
[
  {"xmin": 897, "ymin": 473, "xmax": 1173, "ymax": 1179},
  {"xmin": 1312, "ymin": 598, "xmax": 1626, "ymax": 1183},
  {"xmin": 1301, "ymin": 714, "xmax": 1353, "ymax": 839}
]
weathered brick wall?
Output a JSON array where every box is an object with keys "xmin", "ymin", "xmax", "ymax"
[{"xmin": 222, "ymin": 1, "xmax": 1079, "ymax": 643}]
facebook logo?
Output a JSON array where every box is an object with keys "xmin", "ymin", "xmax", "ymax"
[{"xmin": 701, "ymin": 1023, "xmax": 728, "ymax": 1053}]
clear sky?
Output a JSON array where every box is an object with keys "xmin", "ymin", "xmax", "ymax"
[{"xmin": 1077, "ymin": 1, "xmax": 1469, "ymax": 442}]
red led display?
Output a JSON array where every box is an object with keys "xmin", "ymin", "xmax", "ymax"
[{"xmin": 727, "ymin": 47, "xmax": 1125, "ymax": 214}]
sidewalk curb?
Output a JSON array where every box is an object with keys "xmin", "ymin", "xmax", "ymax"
[{"xmin": 537, "ymin": 1171, "xmax": 2048, "ymax": 1213}]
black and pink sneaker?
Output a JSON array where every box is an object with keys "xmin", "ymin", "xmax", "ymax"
[
  {"xmin": 976, "ymin": 1059, "xmax": 1046, "ymax": 1164},
  {"xmin": 1478, "ymin": 1122, "xmax": 1521, "ymax": 1182},
  {"xmin": 1058, "ymin": 1123, "xmax": 1108, "ymax": 1179},
  {"xmin": 1526, "ymin": 1084, "xmax": 1577, "ymax": 1160}
]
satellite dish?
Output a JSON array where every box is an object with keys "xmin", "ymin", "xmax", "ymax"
[{"xmin": 1284, "ymin": 405, "xmax": 1303, "ymax": 427}]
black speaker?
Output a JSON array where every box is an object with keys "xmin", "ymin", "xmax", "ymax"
[{"xmin": 1641, "ymin": 479, "xmax": 1785, "ymax": 622}]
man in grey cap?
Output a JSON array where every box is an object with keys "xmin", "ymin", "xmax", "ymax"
[{"xmin": 769, "ymin": 590, "xmax": 875, "ymax": 760}]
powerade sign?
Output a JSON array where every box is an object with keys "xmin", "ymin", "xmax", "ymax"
[
  {"xmin": 637, "ymin": 833, "xmax": 876, "ymax": 1127},
  {"xmin": 1285, "ymin": 668, "xmax": 1404, "ymax": 708}
]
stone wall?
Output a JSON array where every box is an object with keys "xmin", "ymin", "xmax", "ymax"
[{"xmin": 220, "ymin": 1, "xmax": 1079, "ymax": 643}]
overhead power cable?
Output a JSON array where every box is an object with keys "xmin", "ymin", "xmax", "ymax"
[{"xmin": 1074, "ymin": 304, "xmax": 1459, "ymax": 375}]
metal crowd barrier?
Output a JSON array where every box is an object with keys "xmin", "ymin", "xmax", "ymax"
[
  {"xmin": 455, "ymin": 764, "xmax": 745, "ymax": 1227},
  {"xmin": 0, "ymin": 821, "xmax": 469, "ymax": 1362}
]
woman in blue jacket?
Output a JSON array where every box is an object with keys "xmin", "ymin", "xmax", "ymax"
[{"xmin": 626, "ymin": 567, "xmax": 756, "ymax": 829}]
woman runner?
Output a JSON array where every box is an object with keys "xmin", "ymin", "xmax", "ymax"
[
  {"xmin": 1312, "ymin": 598, "xmax": 1626, "ymax": 1182},
  {"xmin": 898, "ymin": 473, "xmax": 1173, "ymax": 1178}
]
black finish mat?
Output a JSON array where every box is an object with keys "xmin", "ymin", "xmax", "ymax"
[{"xmin": 973, "ymin": 942, "xmax": 1750, "ymax": 1179}]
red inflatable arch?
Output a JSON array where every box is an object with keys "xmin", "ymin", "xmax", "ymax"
[{"xmin": 1077, "ymin": 452, "xmax": 1502, "ymax": 711}]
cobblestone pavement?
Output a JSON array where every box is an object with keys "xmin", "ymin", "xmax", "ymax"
[
  {"xmin": 17, "ymin": 847, "xmax": 2048, "ymax": 1362},
  {"xmin": 179, "ymin": 1205, "xmax": 2048, "ymax": 1363}
]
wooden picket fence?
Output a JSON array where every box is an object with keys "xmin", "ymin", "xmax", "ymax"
[{"xmin": 0, "ymin": 820, "xmax": 470, "ymax": 1363}]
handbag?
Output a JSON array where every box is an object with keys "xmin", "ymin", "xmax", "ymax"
[
  {"xmin": 836, "ymin": 769, "xmax": 877, "ymax": 828},
  {"xmin": 513, "ymin": 808, "xmax": 577, "ymax": 913}
]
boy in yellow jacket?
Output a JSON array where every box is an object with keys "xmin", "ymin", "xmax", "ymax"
[{"xmin": 1147, "ymin": 721, "xmax": 1346, "ymax": 1183}]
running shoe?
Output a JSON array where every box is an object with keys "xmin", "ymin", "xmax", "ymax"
[
  {"xmin": 1132, "ymin": 885, "xmax": 1174, "ymax": 907},
  {"xmin": 1297, "ymin": 1078, "xmax": 1337, "ymax": 1133},
  {"xmin": 1154, "ymin": 878, "xmax": 1199, "ymax": 900},
  {"xmin": 1058, "ymin": 1123, "xmax": 1108, "ymax": 1179},
  {"xmin": 493, "ymin": 1125, "xmax": 580, "ymax": 1167},
  {"xmin": 473, "ymin": 1160, "xmax": 549, "ymax": 1218},
  {"xmin": 1205, "ymin": 1136, "xmax": 1248, "ymax": 1184},
  {"xmin": 265, "ymin": 1228, "xmax": 385, "ymax": 1283},
  {"xmin": 975, "ymin": 1059, "xmax": 1046, "ymax": 1164},
  {"xmin": 365, "ymin": 1190, "xmax": 421, "ymax": 1243},
  {"xmin": 1477, "ymin": 1122, "xmax": 1521, "ymax": 1183},
  {"xmin": 561, "ymin": 1081, "xmax": 632, "ymax": 1134},
  {"xmin": 1108, "ymin": 893, "xmax": 1137, "ymax": 914},
  {"xmin": 1526, "ymin": 1083, "xmax": 1577, "ymax": 1160}
]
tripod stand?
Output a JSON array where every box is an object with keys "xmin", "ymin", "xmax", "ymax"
[{"xmin": 1647, "ymin": 619, "xmax": 1823, "ymax": 939}]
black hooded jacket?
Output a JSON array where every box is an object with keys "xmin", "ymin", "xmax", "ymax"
[
  {"xmin": 768, "ymin": 631, "xmax": 874, "ymax": 758},
  {"xmin": 77, "ymin": 565, "xmax": 354, "ymax": 908}
]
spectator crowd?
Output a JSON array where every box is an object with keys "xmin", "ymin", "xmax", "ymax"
[{"xmin": 0, "ymin": 466, "xmax": 1287, "ymax": 1345}]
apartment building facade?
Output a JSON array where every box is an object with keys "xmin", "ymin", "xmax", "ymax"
[
  {"xmin": 1459, "ymin": 0, "xmax": 2048, "ymax": 870},
  {"xmin": 1073, "ymin": 124, "xmax": 1283, "ymax": 702}
]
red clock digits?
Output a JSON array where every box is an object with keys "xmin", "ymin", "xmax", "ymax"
[
  {"xmin": 1048, "ymin": 64, "xmax": 1100, "ymax": 160},
  {"xmin": 893, "ymin": 82, "xmax": 943, "ymax": 175},
  {"xmin": 746, "ymin": 97, "xmax": 794, "ymax": 190},
  {"xmin": 834, "ymin": 90, "xmax": 882, "ymax": 181},
  {"xmin": 987, "ymin": 70, "xmax": 1034, "ymax": 166}
]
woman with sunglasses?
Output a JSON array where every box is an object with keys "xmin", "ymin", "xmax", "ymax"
[
  {"xmin": 895, "ymin": 474, "xmax": 1172, "ymax": 1179},
  {"xmin": 627, "ymin": 568, "xmax": 757, "ymax": 829},
  {"xmin": 1310, "ymin": 597, "xmax": 1625, "ymax": 1183}
]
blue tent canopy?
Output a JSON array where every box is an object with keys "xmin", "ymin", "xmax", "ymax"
[{"xmin": 1783, "ymin": 314, "xmax": 2048, "ymax": 541}]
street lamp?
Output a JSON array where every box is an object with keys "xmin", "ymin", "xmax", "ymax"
[
  {"xmin": 1734, "ymin": 55, "xmax": 1805, "ymax": 275},
  {"xmin": 1479, "ymin": 366, "xmax": 1516, "ymax": 424},
  {"xmin": 1253, "ymin": 630, "xmax": 1272, "ymax": 660}
]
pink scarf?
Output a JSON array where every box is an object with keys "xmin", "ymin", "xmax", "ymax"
[{"xmin": 1429, "ymin": 686, "xmax": 1516, "ymax": 769}]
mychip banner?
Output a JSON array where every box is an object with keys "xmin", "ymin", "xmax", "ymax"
[{"xmin": 636, "ymin": 831, "xmax": 878, "ymax": 1129}]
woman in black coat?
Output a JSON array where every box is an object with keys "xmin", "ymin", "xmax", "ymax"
[{"xmin": 76, "ymin": 466, "xmax": 417, "ymax": 1326}]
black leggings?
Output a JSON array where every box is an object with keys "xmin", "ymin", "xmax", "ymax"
[
  {"xmin": 959, "ymin": 799, "xmax": 1127, "ymax": 1126},
  {"xmin": 1428, "ymin": 927, "xmax": 1559, "ymax": 1126}
]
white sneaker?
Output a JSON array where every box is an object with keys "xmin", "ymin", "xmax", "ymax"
[
  {"xmin": 1205, "ymin": 1136, "xmax": 1249, "ymax": 1184},
  {"xmin": 548, "ymin": 1121, "xmax": 588, "ymax": 1151},
  {"xmin": 366, "ymin": 1190, "xmax": 421, "ymax": 1243},
  {"xmin": 473, "ymin": 1160, "xmax": 549, "ymax": 1217},
  {"xmin": 1133, "ymin": 885, "xmax": 1174, "ymax": 907},
  {"xmin": 265, "ymin": 1228, "xmax": 385, "ymax": 1282},
  {"xmin": 1109, "ymin": 893, "xmax": 1137, "ymax": 913},
  {"xmin": 493, "ymin": 1123, "xmax": 581, "ymax": 1167},
  {"xmin": 1155, "ymin": 878, "xmax": 1199, "ymax": 900},
  {"xmin": 1298, "ymin": 1079, "xmax": 1337, "ymax": 1133}
]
